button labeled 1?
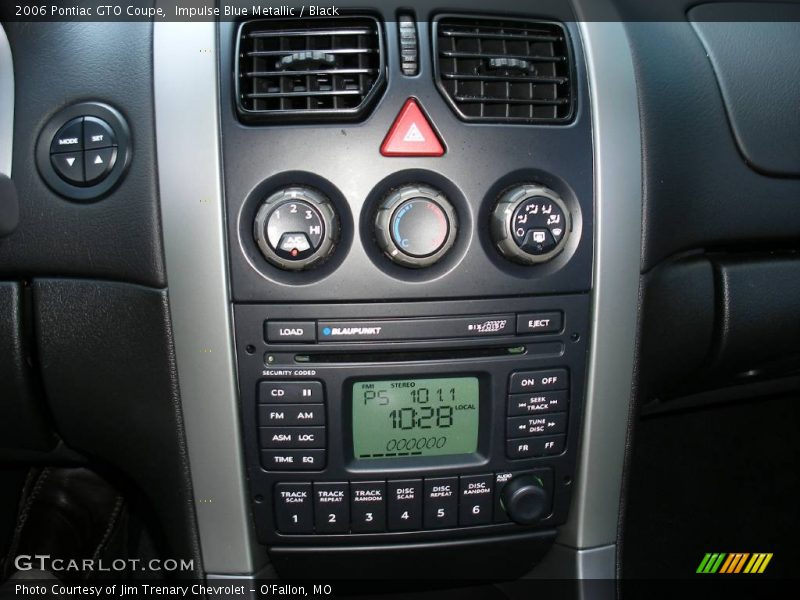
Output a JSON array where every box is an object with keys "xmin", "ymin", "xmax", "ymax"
[{"xmin": 274, "ymin": 483, "xmax": 313, "ymax": 534}]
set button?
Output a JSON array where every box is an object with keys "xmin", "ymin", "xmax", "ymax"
[
  {"xmin": 49, "ymin": 117, "xmax": 118, "ymax": 186},
  {"xmin": 258, "ymin": 380, "xmax": 327, "ymax": 470}
]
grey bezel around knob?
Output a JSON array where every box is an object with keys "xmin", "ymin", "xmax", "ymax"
[
  {"xmin": 253, "ymin": 186, "xmax": 339, "ymax": 271},
  {"xmin": 491, "ymin": 184, "xmax": 571, "ymax": 265},
  {"xmin": 374, "ymin": 184, "xmax": 458, "ymax": 269}
]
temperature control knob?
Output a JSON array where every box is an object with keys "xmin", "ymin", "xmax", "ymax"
[
  {"xmin": 491, "ymin": 185, "xmax": 571, "ymax": 265},
  {"xmin": 254, "ymin": 186, "xmax": 339, "ymax": 271},
  {"xmin": 500, "ymin": 474, "xmax": 549, "ymax": 525},
  {"xmin": 374, "ymin": 184, "xmax": 457, "ymax": 268}
]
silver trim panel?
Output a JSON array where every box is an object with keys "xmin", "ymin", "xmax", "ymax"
[
  {"xmin": 559, "ymin": 10, "xmax": 642, "ymax": 559},
  {"xmin": 154, "ymin": 21, "xmax": 262, "ymax": 574},
  {"xmin": 0, "ymin": 25, "xmax": 14, "ymax": 176}
]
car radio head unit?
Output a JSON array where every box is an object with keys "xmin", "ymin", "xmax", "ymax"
[{"xmin": 234, "ymin": 294, "xmax": 589, "ymax": 545}]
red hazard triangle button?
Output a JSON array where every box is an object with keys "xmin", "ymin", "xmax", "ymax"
[{"xmin": 381, "ymin": 98, "xmax": 445, "ymax": 157}]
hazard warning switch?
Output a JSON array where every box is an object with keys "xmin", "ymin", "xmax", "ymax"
[{"xmin": 380, "ymin": 98, "xmax": 445, "ymax": 157}]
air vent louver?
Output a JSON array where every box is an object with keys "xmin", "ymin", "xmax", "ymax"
[
  {"xmin": 236, "ymin": 18, "xmax": 385, "ymax": 122},
  {"xmin": 434, "ymin": 17, "xmax": 573, "ymax": 123}
]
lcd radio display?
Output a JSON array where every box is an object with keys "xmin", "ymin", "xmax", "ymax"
[{"xmin": 352, "ymin": 377, "xmax": 479, "ymax": 459}]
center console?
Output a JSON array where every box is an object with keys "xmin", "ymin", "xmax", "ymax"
[{"xmin": 155, "ymin": 0, "xmax": 642, "ymax": 582}]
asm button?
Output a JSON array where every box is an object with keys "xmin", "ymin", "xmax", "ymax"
[{"xmin": 259, "ymin": 427, "xmax": 326, "ymax": 449}]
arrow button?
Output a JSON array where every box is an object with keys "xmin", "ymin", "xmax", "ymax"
[
  {"xmin": 84, "ymin": 147, "xmax": 117, "ymax": 185},
  {"xmin": 51, "ymin": 152, "xmax": 85, "ymax": 185}
]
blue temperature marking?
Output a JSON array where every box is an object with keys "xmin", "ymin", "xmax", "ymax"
[{"xmin": 393, "ymin": 203, "xmax": 414, "ymax": 247}]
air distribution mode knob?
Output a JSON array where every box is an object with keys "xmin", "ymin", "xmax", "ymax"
[
  {"xmin": 374, "ymin": 184, "xmax": 458, "ymax": 268},
  {"xmin": 254, "ymin": 186, "xmax": 339, "ymax": 271},
  {"xmin": 500, "ymin": 474, "xmax": 549, "ymax": 525},
  {"xmin": 491, "ymin": 184, "xmax": 571, "ymax": 265}
]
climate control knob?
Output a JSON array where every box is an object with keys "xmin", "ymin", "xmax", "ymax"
[
  {"xmin": 374, "ymin": 184, "xmax": 457, "ymax": 268},
  {"xmin": 254, "ymin": 186, "xmax": 339, "ymax": 271},
  {"xmin": 500, "ymin": 474, "xmax": 549, "ymax": 525},
  {"xmin": 491, "ymin": 185, "xmax": 571, "ymax": 264}
]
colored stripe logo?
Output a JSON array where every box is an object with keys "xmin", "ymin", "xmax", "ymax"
[{"xmin": 697, "ymin": 553, "xmax": 773, "ymax": 574}]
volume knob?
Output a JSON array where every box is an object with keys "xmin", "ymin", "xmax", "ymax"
[{"xmin": 500, "ymin": 474, "xmax": 549, "ymax": 525}]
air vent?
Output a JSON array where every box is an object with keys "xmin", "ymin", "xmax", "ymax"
[
  {"xmin": 434, "ymin": 17, "xmax": 573, "ymax": 123},
  {"xmin": 236, "ymin": 18, "xmax": 385, "ymax": 122}
]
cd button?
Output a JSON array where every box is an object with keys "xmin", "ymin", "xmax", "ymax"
[{"xmin": 259, "ymin": 381, "xmax": 324, "ymax": 404}]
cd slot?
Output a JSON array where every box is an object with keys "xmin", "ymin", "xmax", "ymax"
[{"xmin": 295, "ymin": 342, "xmax": 563, "ymax": 364}]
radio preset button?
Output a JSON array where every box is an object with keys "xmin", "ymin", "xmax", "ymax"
[
  {"xmin": 258, "ymin": 404, "xmax": 325, "ymax": 427},
  {"xmin": 274, "ymin": 483, "xmax": 313, "ymax": 534},
  {"xmin": 507, "ymin": 413, "xmax": 568, "ymax": 438},
  {"xmin": 259, "ymin": 427, "xmax": 326, "ymax": 449},
  {"xmin": 313, "ymin": 482, "xmax": 350, "ymax": 534},
  {"xmin": 508, "ymin": 391, "xmax": 569, "ymax": 416},
  {"xmin": 259, "ymin": 381, "xmax": 324, "ymax": 404},
  {"xmin": 265, "ymin": 321, "xmax": 317, "ymax": 343},
  {"xmin": 506, "ymin": 435, "xmax": 566, "ymax": 459},
  {"xmin": 262, "ymin": 450, "xmax": 326, "ymax": 471},
  {"xmin": 350, "ymin": 481, "xmax": 387, "ymax": 533},
  {"xmin": 458, "ymin": 475, "xmax": 494, "ymax": 526},
  {"xmin": 516, "ymin": 312, "xmax": 563, "ymax": 335},
  {"xmin": 509, "ymin": 369, "xmax": 569, "ymax": 394},
  {"xmin": 387, "ymin": 479, "xmax": 423, "ymax": 531},
  {"xmin": 423, "ymin": 477, "xmax": 458, "ymax": 529}
]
